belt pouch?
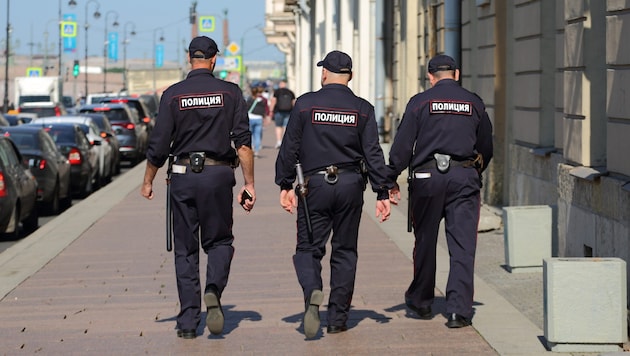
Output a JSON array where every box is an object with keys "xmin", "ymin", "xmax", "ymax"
[
  {"xmin": 189, "ymin": 152, "xmax": 205, "ymax": 173},
  {"xmin": 433, "ymin": 153, "xmax": 451, "ymax": 173}
]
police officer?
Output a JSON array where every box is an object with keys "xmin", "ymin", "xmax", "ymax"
[
  {"xmin": 140, "ymin": 36, "xmax": 255, "ymax": 339},
  {"xmin": 388, "ymin": 54, "xmax": 493, "ymax": 328},
  {"xmin": 275, "ymin": 50, "xmax": 392, "ymax": 338}
]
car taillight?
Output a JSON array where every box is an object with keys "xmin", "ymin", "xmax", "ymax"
[
  {"xmin": 38, "ymin": 159, "xmax": 47, "ymax": 170},
  {"xmin": 0, "ymin": 172, "xmax": 6, "ymax": 197},
  {"xmin": 68, "ymin": 148, "xmax": 82, "ymax": 165},
  {"xmin": 126, "ymin": 123, "xmax": 135, "ymax": 130},
  {"xmin": 55, "ymin": 106, "xmax": 62, "ymax": 116},
  {"xmin": 143, "ymin": 117, "xmax": 151, "ymax": 124}
]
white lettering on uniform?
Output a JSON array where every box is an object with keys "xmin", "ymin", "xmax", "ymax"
[
  {"xmin": 311, "ymin": 109, "xmax": 358, "ymax": 127},
  {"xmin": 429, "ymin": 100, "xmax": 473, "ymax": 115},
  {"xmin": 179, "ymin": 93, "xmax": 224, "ymax": 110}
]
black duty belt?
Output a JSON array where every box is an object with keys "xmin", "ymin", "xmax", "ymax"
[
  {"xmin": 415, "ymin": 158, "xmax": 475, "ymax": 171},
  {"xmin": 176, "ymin": 157, "xmax": 233, "ymax": 167},
  {"xmin": 310, "ymin": 165, "xmax": 360, "ymax": 184}
]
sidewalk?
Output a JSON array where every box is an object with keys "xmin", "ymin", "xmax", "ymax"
[{"xmin": 0, "ymin": 126, "xmax": 554, "ymax": 355}]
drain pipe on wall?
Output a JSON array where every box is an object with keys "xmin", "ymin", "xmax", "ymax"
[{"xmin": 444, "ymin": 0, "xmax": 461, "ymax": 69}]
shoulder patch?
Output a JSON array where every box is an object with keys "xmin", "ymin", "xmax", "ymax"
[
  {"xmin": 429, "ymin": 100, "xmax": 472, "ymax": 115},
  {"xmin": 179, "ymin": 93, "xmax": 224, "ymax": 110},
  {"xmin": 311, "ymin": 108, "xmax": 358, "ymax": 127}
]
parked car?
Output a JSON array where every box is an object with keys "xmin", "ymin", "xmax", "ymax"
[
  {"xmin": 0, "ymin": 126, "xmax": 71, "ymax": 214},
  {"xmin": 31, "ymin": 116, "xmax": 114, "ymax": 186},
  {"xmin": 0, "ymin": 136, "xmax": 39, "ymax": 239},
  {"xmin": 140, "ymin": 93, "xmax": 160, "ymax": 119},
  {"xmin": 100, "ymin": 96, "xmax": 155, "ymax": 133},
  {"xmin": 0, "ymin": 113, "xmax": 9, "ymax": 126},
  {"xmin": 26, "ymin": 123, "xmax": 98, "ymax": 198},
  {"xmin": 18, "ymin": 102, "xmax": 68, "ymax": 117},
  {"xmin": 62, "ymin": 95, "xmax": 76, "ymax": 114},
  {"xmin": 78, "ymin": 103, "xmax": 148, "ymax": 164},
  {"xmin": 4, "ymin": 113, "xmax": 37, "ymax": 125},
  {"xmin": 79, "ymin": 113, "xmax": 121, "ymax": 175}
]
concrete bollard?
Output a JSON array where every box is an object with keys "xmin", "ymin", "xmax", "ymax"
[
  {"xmin": 544, "ymin": 257, "xmax": 627, "ymax": 352},
  {"xmin": 502, "ymin": 205, "xmax": 552, "ymax": 273}
]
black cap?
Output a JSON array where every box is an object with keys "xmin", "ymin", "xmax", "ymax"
[
  {"xmin": 189, "ymin": 36, "xmax": 219, "ymax": 59},
  {"xmin": 317, "ymin": 50, "xmax": 352, "ymax": 74},
  {"xmin": 428, "ymin": 54, "xmax": 458, "ymax": 73}
]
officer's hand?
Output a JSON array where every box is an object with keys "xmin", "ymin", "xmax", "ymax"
[
  {"xmin": 238, "ymin": 186, "xmax": 255, "ymax": 212},
  {"xmin": 280, "ymin": 189, "xmax": 297, "ymax": 213},
  {"xmin": 141, "ymin": 182, "xmax": 154, "ymax": 200},
  {"xmin": 389, "ymin": 184, "xmax": 401, "ymax": 205},
  {"xmin": 376, "ymin": 199, "xmax": 391, "ymax": 223}
]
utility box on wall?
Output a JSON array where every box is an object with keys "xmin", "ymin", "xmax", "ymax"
[
  {"xmin": 544, "ymin": 257, "xmax": 627, "ymax": 352},
  {"xmin": 503, "ymin": 205, "xmax": 552, "ymax": 272}
]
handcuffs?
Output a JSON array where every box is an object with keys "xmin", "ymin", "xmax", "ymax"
[{"xmin": 323, "ymin": 165, "xmax": 339, "ymax": 184}]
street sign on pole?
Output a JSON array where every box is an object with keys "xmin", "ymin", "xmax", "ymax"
[
  {"xmin": 198, "ymin": 16, "xmax": 215, "ymax": 32},
  {"xmin": 60, "ymin": 21, "xmax": 77, "ymax": 38},
  {"xmin": 26, "ymin": 67, "xmax": 43, "ymax": 77},
  {"xmin": 226, "ymin": 42, "xmax": 240, "ymax": 55},
  {"xmin": 214, "ymin": 56, "xmax": 242, "ymax": 71}
]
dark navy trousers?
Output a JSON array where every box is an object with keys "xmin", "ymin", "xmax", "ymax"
[
  {"xmin": 170, "ymin": 165, "xmax": 236, "ymax": 330},
  {"xmin": 293, "ymin": 172, "xmax": 365, "ymax": 327},
  {"xmin": 406, "ymin": 166, "xmax": 481, "ymax": 320}
]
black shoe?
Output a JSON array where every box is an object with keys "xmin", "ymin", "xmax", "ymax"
[
  {"xmin": 445, "ymin": 313, "xmax": 471, "ymax": 328},
  {"xmin": 326, "ymin": 325, "xmax": 348, "ymax": 334},
  {"xmin": 303, "ymin": 290, "xmax": 323, "ymax": 338},
  {"xmin": 405, "ymin": 299, "xmax": 432, "ymax": 319},
  {"xmin": 204, "ymin": 290, "xmax": 224, "ymax": 335},
  {"xmin": 176, "ymin": 329, "xmax": 196, "ymax": 339}
]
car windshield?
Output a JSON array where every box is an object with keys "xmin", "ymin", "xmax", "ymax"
[
  {"xmin": 7, "ymin": 132, "xmax": 40, "ymax": 150},
  {"xmin": 83, "ymin": 109, "xmax": 129, "ymax": 123},
  {"xmin": 45, "ymin": 128, "xmax": 75, "ymax": 144}
]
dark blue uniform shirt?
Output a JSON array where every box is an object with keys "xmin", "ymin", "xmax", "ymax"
[
  {"xmin": 388, "ymin": 79, "xmax": 493, "ymax": 176},
  {"xmin": 146, "ymin": 68, "xmax": 251, "ymax": 168},
  {"xmin": 275, "ymin": 83, "xmax": 391, "ymax": 199}
]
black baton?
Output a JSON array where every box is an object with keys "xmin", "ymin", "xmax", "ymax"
[
  {"xmin": 166, "ymin": 154, "xmax": 174, "ymax": 251},
  {"xmin": 295, "ymin": 162, "xmax": 313, "ymax": 243},
  {"xmin": 407, "ymin": 165, "xmax": 413, "ymax": 233}
]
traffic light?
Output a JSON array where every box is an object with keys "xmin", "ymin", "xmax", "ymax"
[
  {"xmin": 219, "ymin": 70, "xmax": 228, "ymax": 80},
  {"xmin": 73, "ymin": 60, "xmax": 80, "ymax": 77}
]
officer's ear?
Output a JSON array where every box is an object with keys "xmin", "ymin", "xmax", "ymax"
[{"xmin": 454, "ymin": 69, "xmax": 460, "ymax": 81}]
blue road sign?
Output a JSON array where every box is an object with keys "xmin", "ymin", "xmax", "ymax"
[
  {"xmin": 156, "ymin": 44, "xmax": 164, "ymax": 68},
  {"xmin": 199, "ymin": 16, "xmax": 215, "ymax": 32},
  {"xmin": 108, "ymin": 32, "xmax": 119, "ymax": 61},
  {"xmin": 63, "ymin": 14, "xmax": 77, "ymax": 52}
]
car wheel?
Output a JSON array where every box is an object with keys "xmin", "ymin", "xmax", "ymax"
[
  {"xmin": 80, "ymin": 171, "xmax": 93, "ymax": 198},
  {"xmin": 45, "ymin": 181, "xmax": 61, "ymax": 215},
  {"xmin": 22, "ymin": 203, "xmax": 38, "ymax": 234},
  {"xmin": 1, "ymin": 205, "xmax": 20, "ymax": 240}
]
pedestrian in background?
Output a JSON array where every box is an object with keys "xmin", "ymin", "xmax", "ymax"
[
  {"xmin": 387, "ymin": 54, "xmax": 493, "ymax": 328},
  {"xmin": 275, "ymin": 50, "xmax": 392, "ymax": 338},
  {"xmin": 140, "ymin": 36, "xmax": 255, "ymax": 339},
  {"xmin": 270, "ymin": 80, "xmax": 296, "ymax": 148},
  {"xmin": 246, "ymin": 85, "xmax": 269, "ymax": 158}
]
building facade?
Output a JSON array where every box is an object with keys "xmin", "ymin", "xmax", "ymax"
[{"xmin": 264, "ymin": 0, "xmax": 630, "ymax": 301}]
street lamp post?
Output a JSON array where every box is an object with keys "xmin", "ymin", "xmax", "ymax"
[
  {"xmin": 103, "ymin": 10, "xmax": 119, "ymax": 93},
  {"xmin": 122, "ymin": 22, "xmax": 136, "ymax": 91},
  {"xmin": 83, "ymin": 0, "xmax": 101, "ymax": 99},
  {"xmin": 152, "ymin": 28, "xmax": 164, "ymax": 94},
  {"xmin": 59, "ymin": 0, "xmax": 77, "ymax": 78},
  {"xmin": 2, "ymin": 0, "xmax": 9, "ymax": 112}
]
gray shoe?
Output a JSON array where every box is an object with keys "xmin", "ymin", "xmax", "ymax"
[
  {"xmin": 204, "ymin": 291, "xmax": 224, "ymax": 335},
  {"xmin": 303, "ymin": 290, "xmax": 323, "ymax": 338}
]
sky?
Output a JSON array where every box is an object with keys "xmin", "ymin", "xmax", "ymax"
[{"xmin": 4, "ymin": 0, "xmax": 284, "ymax": 64}]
